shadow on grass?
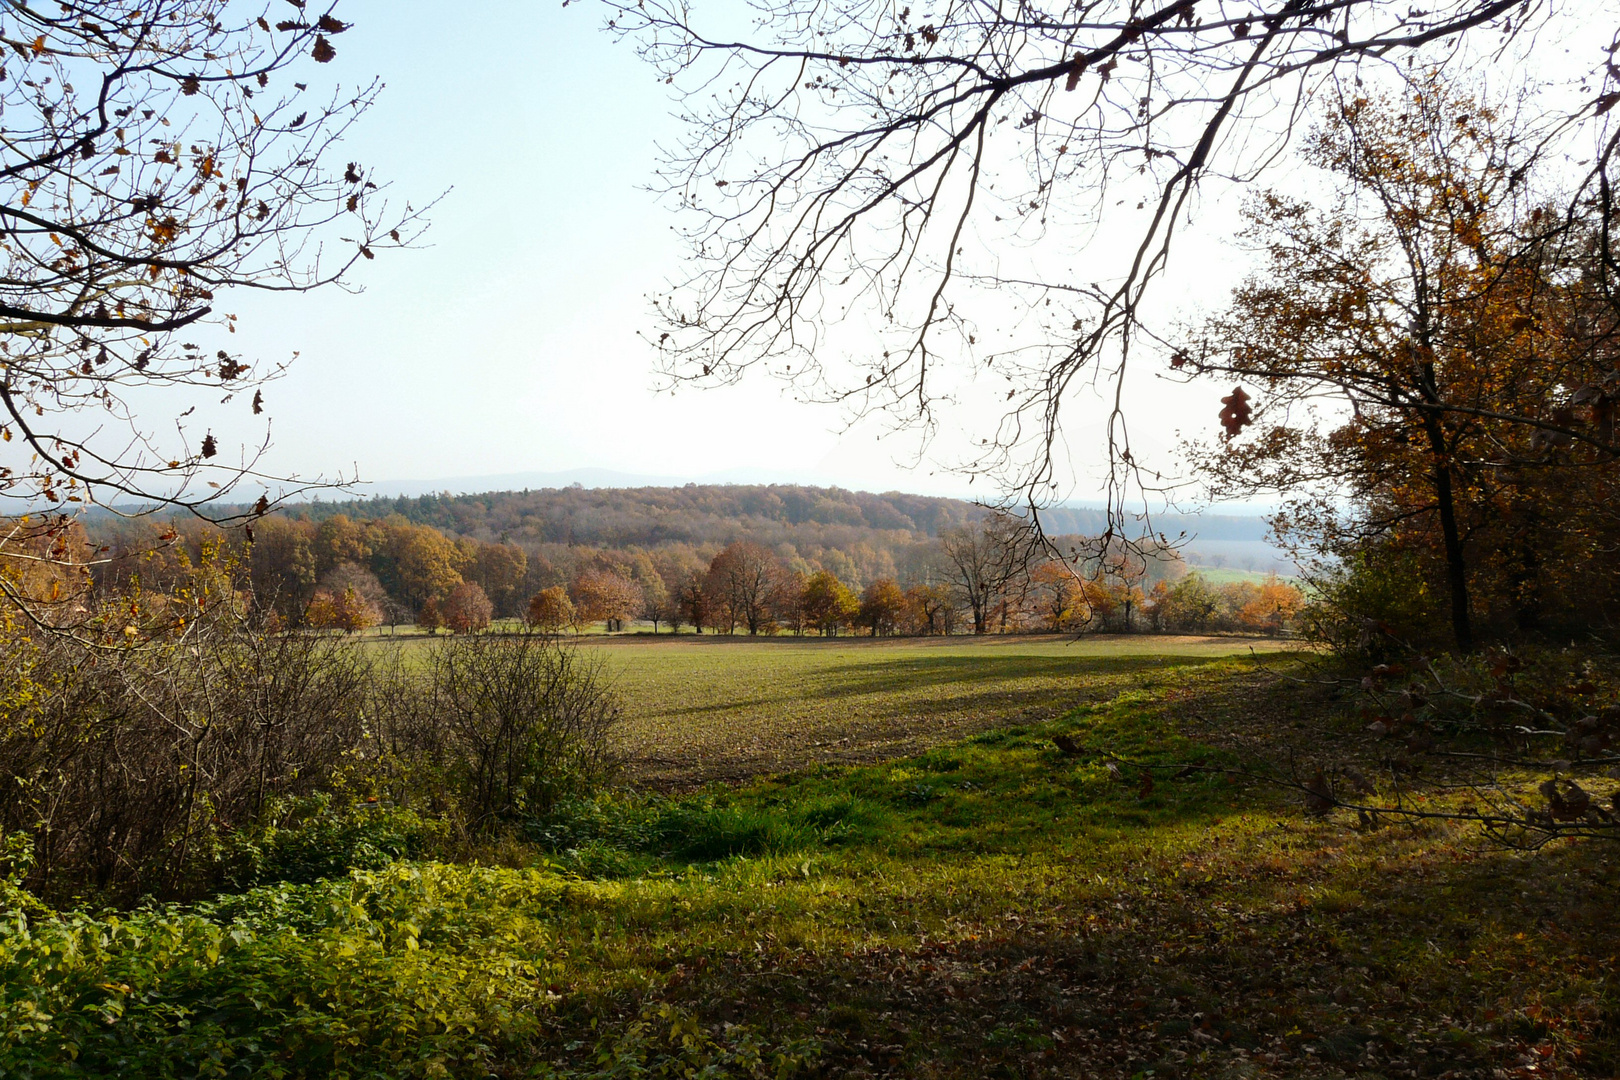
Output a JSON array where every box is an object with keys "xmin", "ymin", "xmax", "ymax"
[
  {"xmin": 654, "ymin": 835, "xmax": 1617, "ymax": 1079},
  {"xmin": 646, "ymin": 653, "xmax": 1239, "ymax": 722},
  {"xmin": 564, "ymin": 728, "xmax": 1617, "ymax": 1078}
]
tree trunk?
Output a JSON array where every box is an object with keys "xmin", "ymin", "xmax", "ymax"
[
  {"xmin": 1433, "ymin": 456, "xmax": 1474, "ymax": 652},
  {"xmin": 1416, "ymin": 359, "xmax": 1474, "ymax": 652}
]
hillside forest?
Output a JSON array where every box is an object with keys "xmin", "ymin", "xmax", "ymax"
[{"xmin": 82, "ymin": 484, "xmax": 1305, "ymax": 638}]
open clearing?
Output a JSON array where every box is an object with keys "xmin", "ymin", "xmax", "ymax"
[
  {"xmin": 585, "ymin": 634, "xmax": 1289, "ymax": 787},
  {"xmin": 527, "ymin": 656, "xmax": 1618, "ymax": 1078},
  {"xmin": 10, "ymin": 641, "xmax": 1616, "ymax": 1078}
]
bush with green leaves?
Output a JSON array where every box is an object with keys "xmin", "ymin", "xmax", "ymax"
[
  {"xmin": 0, "ymin": 862, "xmax": 567, "ymax": 1078},
  {"xmin": 1298, "ymin": 547, "xmax": 1451, "ymax": 656},
  {"xmin": 218, "ymin": 794, "xmax": 442, "ymax": 891}
]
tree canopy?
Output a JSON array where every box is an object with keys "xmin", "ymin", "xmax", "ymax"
[
  {"xmin": 611, "ymin": 0, "xmax": 1616, "ymax": 533},
  {"xmin": 1189, "ymin": 83, "xmax": 1620, "ymax": 649},
  {"xmin": 0, "ymin": 2, "xmax": 420, "ymax": 522}
]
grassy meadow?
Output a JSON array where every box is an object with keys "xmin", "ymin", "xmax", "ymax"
[
  {"xmin": 1182, "ymin": 566, "xmax": 1298, "ymax": 586},
  {"xmin": 586, "ymin": 634, "xmax": 1287, "ymax": 787},
  {"xmin": 4, "ymin": 634, "xmax": 1615, "ymax": 1078}
]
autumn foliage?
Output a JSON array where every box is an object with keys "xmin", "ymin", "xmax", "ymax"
[
  {"xmin": 440, "ymin": 582, "xmax": 494, "ymax": 634},
  {"xmin": 1190, "ymin": 83, "xmax": 1620, "ymax": 651},
  {"xmin": 304, "ymin": 586, "xmax": 382, "ymax": 633},
  {"xmin": 527, "ymin": 586, "xmax": 576, "ymax": 632}
]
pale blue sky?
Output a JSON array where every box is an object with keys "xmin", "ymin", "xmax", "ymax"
[
  {"xmin": 204, "ymin": 0, "xmax": 1599, "ymax": 506},
  {"xmin": 229, "ymin": 0, "xmax": 1003, "ymax": 498}
]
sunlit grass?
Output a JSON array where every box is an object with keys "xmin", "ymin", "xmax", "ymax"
[
  {"xmin": 586, "ymin": 634, "xmax": 1288, "ymax": 785},
  {"xmin": 520, "ymin": 670, "xmax": 1617, "ymax": 1077},
  {"xmin": 6, "ymin": 653, "xmax": 1614, "ymax": 1078}
]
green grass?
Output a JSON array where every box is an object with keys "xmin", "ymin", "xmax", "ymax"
[
  {"xmin": 8, "ymin": 654, "xmax": 1614, "ymax": 1078},
  {"xmin": 586, "ymin": 634, "xmax": 1287, "ymax": 786},
  {"xmin": 517, "ymin": 659, "xmax": 1620, "ymax": 1078},
  {"xmin": 1184, "ymin": 565, "xmax": 1298, "ymax": 585}
]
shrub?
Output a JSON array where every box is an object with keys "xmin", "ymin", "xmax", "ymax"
[
  {"xmin": 1300, "ymin": 547, "xmax": 1450, "ymax": 654},
  {"xmin": 418, "ymin": 634, "xmax": 620, "ymax": 832},
  {"xmin": 0, "ymin": 611, "xmax": 369, "ymax": 906},
  {"xmin": 219, "ymin": 794, "xmax": 440, "ymax": 891},
  {"xmin": 0, "ymin": 863, "xmax": 564, "ymax": 1078}
]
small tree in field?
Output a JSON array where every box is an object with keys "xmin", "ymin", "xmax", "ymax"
[
  {"xmin": 705, "ymin": 540, "xmax": 784, "ymax": 635},
  {"xmin": 304, "ymin": 586, "xmax": 381, "ymax": 633},
  {"xmin": 416, "ymin": 596, "xmax": 444, "ymax": 634},
  {"xmin": 441, "ymin": 582, "xmax": 493, "ymax": 634},
  {"xmin": 940, "ymin": 513, "xmax": 1032, "ymax": 635},
  {"xmin": 571, "ymin": 567, "xmax": 643, "ymax": 632},
  {"xmin": 903, "ymin": 583, "xmax": 956, "ymax": 636},
  {"xmin": 859, "ymin": 578, "xmax": 906, "ymax": 636},
  {"xmin": 801, "ymin": 570, "xmax": 858, "ymax": 637},
  {"xmin": 527, "ymin": 586, "xmax": 575, "ymax": 632},
  {"xmin": 1028, "ymin": 561, "xmax": 1084, "ymax": 632},
  {"xmin": 677, "ymin": 571, "xmax": 708, "ymax": 633},
  {"xmin": 306, "ymin": 562, "xmax": 387, "ymax": 631}
]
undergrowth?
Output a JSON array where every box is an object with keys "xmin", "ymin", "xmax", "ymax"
[{"xmin": 2, "ymin": 656, "xmax": 1615, "ymax": 1078}]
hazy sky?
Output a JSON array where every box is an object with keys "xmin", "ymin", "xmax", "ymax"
[
  {"xmin": 208, "ymin": 0, "xmax": 1241, "ymax": 502},
  {"xmin": 209, "ymin": 0, "xmax": 1594, "ymax": 504}
]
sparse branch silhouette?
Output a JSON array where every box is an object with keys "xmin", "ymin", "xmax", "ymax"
[
  {"xmin": 0, "ymin": 1, "xmax": 427, "ymax": 527},
  {"xmin": 610, "ymin": 0, "xmax": 1614, "ymax": 549}
]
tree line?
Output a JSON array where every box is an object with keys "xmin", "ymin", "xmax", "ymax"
[{"xmin": 79, "ymin": 506, "xmax": 1301, "ymax": 638}]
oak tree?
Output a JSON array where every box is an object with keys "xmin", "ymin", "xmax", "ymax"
[
  {"xmin": 440, "ymin": 581, "xmax": 493, "ymax": 634},
  {"xmin": 858, "ymin": 577, "xmax": 907, "ymax": 636},
  {"xmin": 570, "ymin": 566, "xmax": 642, "ymax": 632},
  {"xmin": 940, "ymin": 512, "xmax": 1034, "ymax": 634},
  {"xmin": 801, "ymin": 569, "xmax": 858, "ymax": 636},
  {"xmin": 675, "ymin": 569, "xmax": 709, "ymax": 633},
  {"xmin": 526, "ymin": 584, "xmax": 575, "ymax": 632},
  {"xmin": 705, "ymin": 540, "xmax": 784, "ymax": 635},
  {"xmin": 1188, "ymin": 84, "xmax": 1620, "ymax": 649},
  {"xmin": 902, "ymin": 582, "xmax": 958, "ymax": 636}
]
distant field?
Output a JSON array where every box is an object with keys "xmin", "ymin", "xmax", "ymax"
[
  {"xmin": 582, "ymin": 634, "xmax": 1290, "ymax": 787},
  {"xmin": 1185, "ymin": 565, "xmax": 1300, "ymax": 585}
]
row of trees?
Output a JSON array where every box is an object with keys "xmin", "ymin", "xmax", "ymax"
[
  {"xmin": 238, "ymin": 514, "xmax": 526, "ymax": 630},
  {"xmin": 90, "ymin": 513, "xmax": 528, "ymax": 635},
  {"xmin": 80, "ymin": 507, "xmax": 1298, "ymax": 638},
  {"xmin": 519, "ymin": 523, "xmax": 1300, "ymax": 637}
]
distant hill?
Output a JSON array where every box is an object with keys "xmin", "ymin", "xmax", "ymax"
[
  {"xmin": 270, "ymin": 483, "xmax": 1287, "ymax": 568},
  {"xmin": 289, "ymin": 484, "xmax": 982, "ymax": 548}
]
